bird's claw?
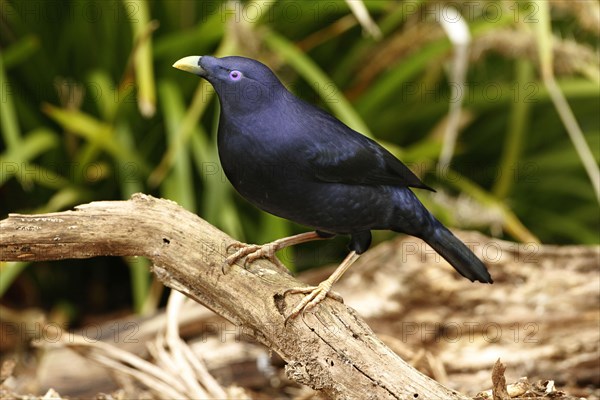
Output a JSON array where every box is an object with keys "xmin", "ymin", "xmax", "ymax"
[
  {"xmin": 222, "ymin": 242, "xmax": 287, "ymax": 273},
  {"xmin": 282, "ymin": 282, "xmax": 344, "ymax": 324}
]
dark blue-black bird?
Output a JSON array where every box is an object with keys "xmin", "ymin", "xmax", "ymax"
[{"xmin": 173, "ymin": 55, "xmax": 492, "ymax": 319}]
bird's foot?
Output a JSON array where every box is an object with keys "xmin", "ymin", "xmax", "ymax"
[
  {"xmin": 281, "ymin": 251, "xmax": 361, "ymax": 323},
  {"xmin": 222, "ymin": 232, "xmax": 329, "ymax": 274},
  {"xmin": 282, "ymin": 281, "xmax": 343, "ymax": 323},
  {"xmin": 223, "ymin": 242, "xmax": 287, "ymax": 273}
]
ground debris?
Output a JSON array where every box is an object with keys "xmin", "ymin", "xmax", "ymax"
[{"xmin": 474, "ymin": 359, "xmax": 586, "ymax": 400}]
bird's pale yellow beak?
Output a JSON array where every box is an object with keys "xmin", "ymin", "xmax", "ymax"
[{"xmin": 172, "ymin": 56, "xmax": 205, "ymax": 75}]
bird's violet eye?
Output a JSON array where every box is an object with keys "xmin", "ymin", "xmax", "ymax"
[{"xmin": 229, "ymin": 70, "xmax": 242, "ymax": 81}]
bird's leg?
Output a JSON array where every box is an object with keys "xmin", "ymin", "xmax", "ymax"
[
  {"xmin": 283, "ymin": 251, "xmax": 361, "ymax": 323},
  {"xmin": 223, "ymin": 231, "xmax": 331, "ymax": 273}
]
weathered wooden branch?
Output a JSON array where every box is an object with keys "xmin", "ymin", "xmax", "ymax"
[{"xmin": 0, "ymin": 193, "xmax": 469, "ymax": 399}]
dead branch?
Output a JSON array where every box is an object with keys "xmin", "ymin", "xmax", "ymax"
[{"xmin": 0, "ymin": 193, "xmax": 469, "ymax": 400}]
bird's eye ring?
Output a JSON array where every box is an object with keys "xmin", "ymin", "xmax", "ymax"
[{"xmin": 229, "ymin": 70, "xmax": 242, "ymax": 81}]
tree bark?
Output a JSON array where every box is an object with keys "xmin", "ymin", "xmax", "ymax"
[{"xmin": 0, "ymin": 193, "xmax": 468, "ymax": 399}]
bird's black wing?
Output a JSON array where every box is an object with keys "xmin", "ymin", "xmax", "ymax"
[
  {"xmin": 309, "ymin": 140, "xmax": 434, "ymax": 190},
  {"xmin": 300, "ymin": 109, "xmax": 434, "ymax": 191}
]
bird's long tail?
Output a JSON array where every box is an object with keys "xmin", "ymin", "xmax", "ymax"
[{"xmin": 423, "ymin": 225, "xmax": 493, "ymax": 283}]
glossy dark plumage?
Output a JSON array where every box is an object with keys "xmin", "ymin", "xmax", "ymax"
[{"xmin": 173, "ymin": 55, "xmax": 492, "ymax": 288}]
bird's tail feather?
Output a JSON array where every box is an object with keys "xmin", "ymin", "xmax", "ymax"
[{"xmin": 424, "ymin": 226, "xmax": 493, "ymax": 283}]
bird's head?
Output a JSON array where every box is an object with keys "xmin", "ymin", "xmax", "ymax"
[{"xmin": 173, "ymin": 55, "xmax": 287, "ymax": 114}]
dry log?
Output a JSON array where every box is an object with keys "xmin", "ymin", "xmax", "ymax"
[{"xmin": 0, "ymin": 193, "xmax": 469, "ymax": 400}]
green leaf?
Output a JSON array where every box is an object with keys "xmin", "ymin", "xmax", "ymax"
[
  {"xmin": 42, "ymin": 104, "xmax": 149, "ymax": 173},
  {"xmin": 0, "ymin": 129, "xmax": 58, "ymax": 186},
  {"xmin": 159, "ymin": 80, "xmax": 196, "ymax": 211},
  {"xmin": 2, "ymin": 35, "xmax": 39, "ymax": 69}
]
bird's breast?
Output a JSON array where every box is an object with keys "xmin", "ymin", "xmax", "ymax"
[{"xmin": 217, "ymin": 120, "xmax": 299, "ymax": 207}]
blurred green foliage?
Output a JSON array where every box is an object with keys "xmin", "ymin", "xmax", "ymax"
[{"xmin": 1, "ymin": 0, "xmax": 598, "ymax": 319}]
